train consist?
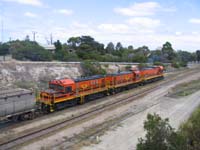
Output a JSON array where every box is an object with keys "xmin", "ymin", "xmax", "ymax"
[
  {"xmin": 38, "ymin": 65, "xmax": 164, "ymax": 112},
  {"xmin": 0, "ymin": 65, "xmax": 164, "ymax": 121}
]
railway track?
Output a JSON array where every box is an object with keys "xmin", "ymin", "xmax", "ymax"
[
  {"xmin": 0, "ymin": 68, "xmax": 199, "ymax": 150},
  {"xmin": 0, "ymin": 85, "xmax": 160, "ymax": 150}
]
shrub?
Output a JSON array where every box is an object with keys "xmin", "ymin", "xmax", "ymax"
[
  {"xmin": 81, "ymin": 60, "xmax": 106, "ymax": 76},
  {"xmin": 171, "ymin": 61, "xmax": 180, "ymax": 68},
  {"xmin": 153, "ymin": 61, "xmax": 164, "ymax": 66},
  {"xmin": 138, "ymin": 63, "xmax": 148, "ymax": 69}
]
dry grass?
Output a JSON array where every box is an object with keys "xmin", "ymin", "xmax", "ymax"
[{"xmin": 167, "ymin": 78, "xmax": 200, "ymax": 98}]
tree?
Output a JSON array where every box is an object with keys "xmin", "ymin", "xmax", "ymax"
[
  {"xmin": 137, "ymin": 113, "xmax": 186, "ymax": 150},
  {"xmin": 11, "ymin": 40, "xmax": 52, "ymax": 61},
  {"xmin": 0, "ymin": 43, "xmax": 10, "ymax": 56},
  {"xmin": 54, "ymin": 40, "xmax": 67, "ymax": 61},
  {"xmin": 67, "ymin": 37, "xmax": 80, "ymax": 49},
  {"xmin": 0, "ymin": 43, "xmax": 10, "ymax": 61},
  {"xmin": 116, "ymin": 42, "xmax": 123, "ymax": 51},
  {"xmin": 54, "ymin": 40, "xmax": 62, "ymax": 52},
  {"xmin": 25, "ymin": 35, "xmax": 30, "ymax": 41},
  {"xmin": 106, "ymin": 42, "xmax": 115, "ymax": 53},
  {"xmin": 161, "ymin": 42, "xmax": 177, "ymax": 62},
  {"xmin": 128, "ymin": 45, "xmax": 134, "ymax": 50},
  {"xmin": 135, "ymin": 46, "xmax": 150, "ymax": 57},
  {"xmin": 196, "ymin": 50, "xmax": 200, "ymax": 62},
  {"xmin": 177, "ymin": 50, "xmax": 194, "ymax": 65}
]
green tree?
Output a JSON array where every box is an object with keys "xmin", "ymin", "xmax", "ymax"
[
  {"xmin": 115, "ymin": 42, "xmax": 123, "ymax": 51},
  {"xmin": 25, "ymin": 35, "xmax": 30, "ymax": 41},
  {"xmin": 162, "ymin": 42, "xmax": 177, "ymax": 62},
  {"xmin": 177, "ymin": 50, "xmax": 193, "ymax": 62},
  {"xmin": 11, "ymin": 40, "xmax": 52, "ymax": 61},
  {"xmin": 54, "ymin": 40, "xmax": 62, "ymax": 51},
  {"xmin": 54, "ymin": 40, "xmax": 66, "ymax": 60},
  {"xmin": 106, "ymin": 42, "xmax": 115, "ymax": 53},
  {"xmin": 67, "ymin": 36, "xmax": 80, "ymax": 49},
  {"xmin": 137, "ymin": 113, "xmax": 186, "ymax": 150},
  {"xmin": 0, "ymin": 43, "xmax": 10, "ymax": 61},
  {"xmin": 196, "ymin": 50, "xmax": 200, "ymax": 62},
  {"xmin": 128, "ymin": 45, "xmax": 134, "ymax": 50}
]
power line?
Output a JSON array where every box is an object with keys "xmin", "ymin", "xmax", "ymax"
[{"xmin": 50, "ymin": 33, "xmax": 53, "ymax": 45}]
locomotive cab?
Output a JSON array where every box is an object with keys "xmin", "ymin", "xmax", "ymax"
[
  {"xmin": 157, "ymin": 66, "xmax": 164, "ymax": 74},
  {"xmin": 49, "ymin": 79, "xmax": 75, "ymax": 94}
]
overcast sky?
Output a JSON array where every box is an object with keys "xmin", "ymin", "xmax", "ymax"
[{"xmin": 1, "ymin": 0, "xmax": 200, "ymax": 51}]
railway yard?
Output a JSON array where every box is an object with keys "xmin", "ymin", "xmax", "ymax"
[
  {"xmin": 0, "ymin": 64, "xmax": 200, "ymax": 150},
  {"xmin": 1, "ymin": 0, "xmax": 200, "ymax": 149}
]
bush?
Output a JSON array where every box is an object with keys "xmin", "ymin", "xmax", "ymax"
[
  {"xmin": 11, "ymin": 41, "xmax": 53, "ymax": 61},
  {"xmin": 138, "ymin": 63, "xmax": 148, "ymax": 69},
  {"xmin": 81, "ymin": 60, "xmax": 106, "ymax": 76},
  {"xmin": 171, "ymin": 61, "xmax": 180, "ymax": 68},
  {"xmin": 179, "ymin": 61, "xmax": 187, "ymax": 67},
  {"xmin": 179, "ymin": 107, "xmax": 200, "ymax": 149},
  {"xmin": 153, "ymin": 61, "xmax": 164, "ymax": 66}
]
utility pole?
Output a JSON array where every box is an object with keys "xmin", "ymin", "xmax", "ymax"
[
  {"xmin": 50, "ymin": 33, "xmax": 53, "ymax": 45},
  {"xmin": 32, "ymin": 31, "xmax": 37, "ymax": 41}
]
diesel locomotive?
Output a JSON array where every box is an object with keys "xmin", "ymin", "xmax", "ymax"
[{"xmin": 38, "ymin": 65, "xmax": 164, "ymax": 112}]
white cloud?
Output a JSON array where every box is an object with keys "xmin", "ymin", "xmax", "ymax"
[
  {"xmin": 192, "ymin": 31, "xmax": 199, "ymax": 35},
  {"xmin": 175, "ymin": 32, "xmax": 182, "ymax": 36},
  {"xmin": 114, "ymin": 2, "xmax": 176, "ymax": 17},
  {"xmin": 55, "ymin": 9, "xmax": 73, "ymax": 16},
  {"xmin": 3, "ymin": 0, "xmax": 43, "ymax": 6},
  {"xmin": 24, "ymin": 12, "xmax": 37, "ymax": 18},
  {"xmin": 98, "ymin": 24, "xmax": 129, "ymax": 33},
  {"xmin": 71, "ymin": 21, "xmax": 89, "ymax": 28},
  {"xmin": 126, "ymin": 17, "xmax": 161, "ymax": 29},
  {"xmin": 114, "ymin": 2, "xmax": 160, "ymax": 16},
  {"xmin": 189, "ymin": 18, "xmax": 200, "ymax": 24}
]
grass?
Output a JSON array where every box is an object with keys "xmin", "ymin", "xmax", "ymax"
[{"xmin": 168, "ymin": 78, "xmax": 200, "ymax": 98}]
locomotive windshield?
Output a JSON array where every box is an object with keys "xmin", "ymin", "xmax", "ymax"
[
  {"xmin": 49, "ymin": 84, "xmax": 55, "ymax": 89},
  {"xmin": 65, "ymin": 86, "xmax": 72, "ymax": 93},
  {"xmin": 49, "ymin": 84, "xmax": 64, "ymax": 91}
]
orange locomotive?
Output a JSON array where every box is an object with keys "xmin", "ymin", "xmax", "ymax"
[{"xmin": 38, "ymin": 66, "xmax": 164, "ymax": 112}]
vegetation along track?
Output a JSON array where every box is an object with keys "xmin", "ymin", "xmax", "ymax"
[{"xmin": 0, "ymin": 67, "xmax": 199, "ymax": 150}]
